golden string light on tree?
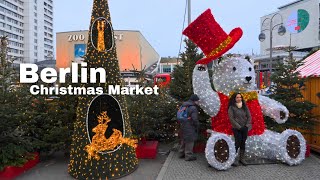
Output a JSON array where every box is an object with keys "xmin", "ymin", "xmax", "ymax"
[
  {"xmin": 68, "ymin": 0, "xmax": 138, "ymax": 179},
  {"xmin": 85, "ymin": 111, "xmax": 137, "ymax": 161}
]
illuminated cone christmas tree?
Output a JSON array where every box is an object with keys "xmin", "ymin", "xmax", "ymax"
[{"xmin": 68, "ymin": 0, "xmax": 138, "ymax": 179}]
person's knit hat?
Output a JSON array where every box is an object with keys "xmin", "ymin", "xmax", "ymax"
[{"xmin": 189, "ymin": 94, "xmax": 200, "ymax": 101}]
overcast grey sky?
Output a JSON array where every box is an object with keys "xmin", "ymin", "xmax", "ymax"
[{"xmin": 54, "ymin": 0, "xmax": 294, "ymax": 57}]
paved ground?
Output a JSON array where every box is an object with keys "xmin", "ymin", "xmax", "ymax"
[
  {"xmin": 17, "ymin": 143, "xmax": 171, "ymax": 180},
  {"xmin": 160, "ymin": 152, "xmax": 320, "ymax": 180},
  {"xmin": 14, "ymin": 144, "xmax": 320, "ymax": 180}
]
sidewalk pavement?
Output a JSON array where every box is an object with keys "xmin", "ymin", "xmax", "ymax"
[
  {"xmin": 14, "ymin": 144, "xmax": 320, "ymax": 180},
  {"xmin": 158, "ymin": 151, "xmax": 320, "ymax": 180},
  {"xmin": 16, "ymin": 143, "xmax": 171, "ymax": 180}
]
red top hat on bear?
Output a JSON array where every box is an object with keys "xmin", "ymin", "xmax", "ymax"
[{"xmin": 183, "ymin": 9, "xmax": 243, "ymax": 65}]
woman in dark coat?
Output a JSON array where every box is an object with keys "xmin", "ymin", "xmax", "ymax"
[{"xmin": 228, "ymin": 93, "xmax": 252, "ymax": 166}]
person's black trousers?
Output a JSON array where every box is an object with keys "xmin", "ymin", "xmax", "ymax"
[{"xmin": 232, "ymin": 127, "xmax": 248, "ymax": 152}]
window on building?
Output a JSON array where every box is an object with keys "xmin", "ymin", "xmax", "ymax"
[
  {"xmin": 162, "ymin": 65, "xmax": 172, "ymax": 73},
  {"xmin": 163, "ymin": 68, "xmax": 171, "ymax": 73},
  {"xmin": 47, "ymin": 10, "xmax": 53, "ymax": 15}
]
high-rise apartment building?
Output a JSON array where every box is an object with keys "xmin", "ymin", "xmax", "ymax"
[{"xmin": 0, "ymin": 0, "xmax": 54, "ymax": 63}]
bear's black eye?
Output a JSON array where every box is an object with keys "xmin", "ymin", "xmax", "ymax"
[
  {"xmin": 233, "ymin": 67, "xmax": 236, "ymax": 71},
  {"xmin": 249, "ymin": 67, "xmax": 252, "ymax": 71}
]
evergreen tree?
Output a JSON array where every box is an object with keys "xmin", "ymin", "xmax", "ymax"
[
  {"xmin": 169, "ymin": 39, "xmax": 204, "ymax": 101},
  {"xmin": 57, "ymin": 84, "xmax": 78, "ymax": 154},
  {"xmin": 68, "ymin": 1, "xmax": 137, "ymax": 179},
  {"xmin": 0, "ymin": 36, "xmax": 34, "ymax": 171},
  {"xmin": 21, "ymin": 91, "xmax": 77, "ymax": 156},
  {"xmin": 127, "ymin": 70, "xmax": 178, "ymax": 142},
  {"xmin": 0, "ymin": 35, "xmax": 76, "ymax": 170},
  {"xmin": 148, "ymin": 88, "xmax": 178, "ymax": 142},
  {"xmin": 266, "ymin": 54, "xmax": 316, "ymax": 132},
  {"xmin": 126, "ymin": 70, "xmax": 154, "ymax": 140}
]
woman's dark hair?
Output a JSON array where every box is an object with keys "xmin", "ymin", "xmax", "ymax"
[{"xmin": 228, "ymin": 93, "xmax": 248, "ymax": 110}]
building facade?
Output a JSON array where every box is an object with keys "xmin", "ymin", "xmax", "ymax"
[
  {"xmin": 0, "ymin": 0, "xmax": 54, "ymax": 63},
  {"xmin": 259, "ymin": 0, "xmax": 319, "ymax": 55},
  {"xmin": 56, "ymin": 30, "xmax": 160, "ymax": 72},
  {"xmin": 254, "ymin": 0, "xmax": 319, "ymax": 88},
  {"xmin": 56, "ymin": 30, "xmax": 160, "ymax": 86}
]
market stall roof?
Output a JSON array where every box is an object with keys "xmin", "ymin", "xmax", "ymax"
[{"xmin": 296, "ymin": 50, "xmax": 320, "ymax": 78}]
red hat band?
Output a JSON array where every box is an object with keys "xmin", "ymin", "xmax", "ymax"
[{"xmin": 207, "ymin": 36, "xmax": 232, "ymax": 58}]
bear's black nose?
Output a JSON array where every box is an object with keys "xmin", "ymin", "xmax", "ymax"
[{"xmin": 246, "ymin": 76, "xmax": 252, "ymax": 82}]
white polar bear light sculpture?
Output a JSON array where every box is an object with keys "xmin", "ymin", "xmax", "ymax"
[
  {"xmin": 182, "ymin": 9, "xmax": 306, "ymax": 170},
  {"xmin": 194, "ymin": 59, "xmax": 306, "ymax": 170}
]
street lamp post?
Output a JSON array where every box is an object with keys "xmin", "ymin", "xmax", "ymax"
[
  {"xmin": 258, "ymin": 13, "xmax": 286, "ymax": 80},
  {"xmin": 188, "ymin": 0, "xmax": 191, "ymax": 25}
]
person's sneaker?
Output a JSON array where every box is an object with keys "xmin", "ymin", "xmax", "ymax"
[
  {"xmin": 185, "ymin": 156, "xmax": 197, "ymax": 161},
  {"xmin": 178, "ymin": 154, "xmax": 185, "ymax": 159}
]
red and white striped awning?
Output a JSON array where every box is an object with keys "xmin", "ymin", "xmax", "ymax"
[{"xmin": 296, "ymin": 50, "xmax": 320, "ymax": 78}]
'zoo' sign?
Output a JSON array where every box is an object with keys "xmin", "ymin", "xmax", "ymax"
[
  {"xmin": 68, "ymin": 34, "xmax": 124, "ymax": 42},
  {"xmin": 68, "ymin": 34, "xmax": 85, "ymax": 42}
]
